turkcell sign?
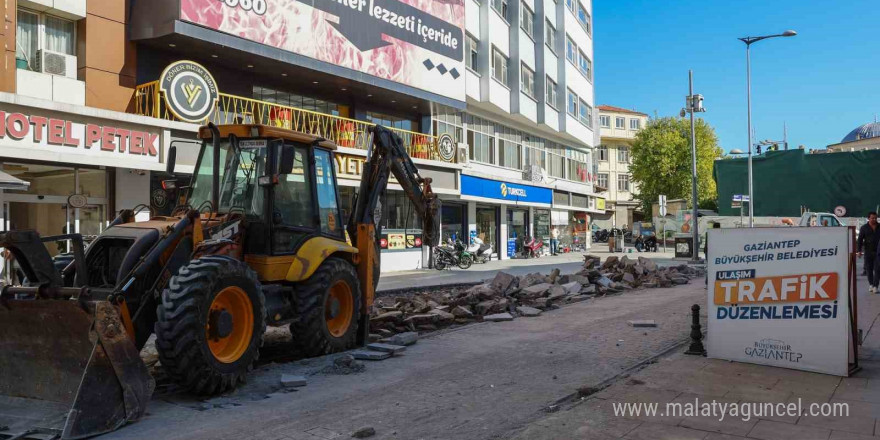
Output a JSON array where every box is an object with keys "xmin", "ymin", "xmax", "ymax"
[
  {"xmin": 706, "ymin": 227, "xmax": 851, "ymax": 376},
  {"xmin": 461, "ymin": 175, "xmax": 552, "ymax": 204}
]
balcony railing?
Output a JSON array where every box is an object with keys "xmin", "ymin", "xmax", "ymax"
[{"xmin": 133, "ymin": 81, "xmax": 451, "ymax": 163}]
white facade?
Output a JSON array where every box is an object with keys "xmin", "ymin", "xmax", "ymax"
[
  {"xmin": 595, "ymin": 105, "xmax": 648, "ymax": 229},
  {"xmin": 429, "ymin": 0, "xmax": 598, "ymax": 260}
]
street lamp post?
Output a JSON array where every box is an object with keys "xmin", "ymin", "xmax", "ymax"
[
  {"xmin": 738, "ymin": 30, "xmax": 796, "ymax": 227},
  {"xmin": 682, "ymin": 70, "xmax": 705, "ymax": 263}
]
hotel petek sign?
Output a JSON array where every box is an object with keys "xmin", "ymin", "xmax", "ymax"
[{"xmin": 0, "ymin": 110, "xmax": 162, "ymax": 169}]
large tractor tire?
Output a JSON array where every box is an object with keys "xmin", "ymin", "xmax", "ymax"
[
  {"xmin": 290, "ymin": 257, "xmax": 362, "ymax": 357},
  {"xmin": 155, "ymin": 256, "xmax": 266, "ymax": 395}
]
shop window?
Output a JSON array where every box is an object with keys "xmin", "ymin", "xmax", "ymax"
[
  {"xmin": 533, "ymin": 208, "xmax": 550, "ymax": 247},
  {"xmin": 314, "ymin": 150, "xmax": 342, "ymax": 237},
  {"xmin": 16, "ymin": 9, "xmax": 75, "ymax": 71},
  {"xmin": 382, "ymin": 191, "xmax": 423, "ymax": 230},
  {"xmin": 441, "ymin": 204, "xmax": 465, "ymax": 243},
  {"xmin": 476, "ymin": 207, "xmax": 497, "ymax": 251},
  {"xmin": 507, "ymin": 209, "xmax": 527, "ymax": 254}
]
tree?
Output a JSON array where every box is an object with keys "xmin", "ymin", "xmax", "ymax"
[{"xmin": 630, "ymin": 117, "xmax": 722, "ymax": 215}]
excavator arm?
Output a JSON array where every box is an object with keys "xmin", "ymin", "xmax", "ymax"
[{"xmin": 346, "ymin": 125, "xmax": 441, "ymax": 342}]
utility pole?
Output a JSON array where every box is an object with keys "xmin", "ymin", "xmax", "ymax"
[{"xmin": 682, "ymin": 70, "xmax": 705, "ymax": 262}]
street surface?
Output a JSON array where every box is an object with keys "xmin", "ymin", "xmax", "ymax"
[
  {"xmin": 508, "ymin": 258, "xmax": 880, "ymax": 439},
  {"xmin": 106, "ymin": 267, "xmax": 705, "ymax": 440},
  {"xmin": 378, "ymin": 248, "xmax": 681, "ymax": 291}
]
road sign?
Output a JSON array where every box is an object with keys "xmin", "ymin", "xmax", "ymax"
[{"xmin": 733, "ymin": 194, "xmax": 750, "ymax": 203}]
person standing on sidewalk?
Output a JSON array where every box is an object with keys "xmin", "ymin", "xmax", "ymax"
[
  {"xmin": 858, "ymin": 212, "xmax": 880, "ymax": 292},
  {"xmin": 550, "ymin": 227, "xmax": 559, "ymax": 256}
]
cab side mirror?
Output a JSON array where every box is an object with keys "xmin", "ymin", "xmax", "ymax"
[
  {"xmin": 166, "ymin": 146, "xmax": 177, "ymax": 174},
  {"xmin": 279, "ymin": 145, "xmax": 295, "ymax": 174}
]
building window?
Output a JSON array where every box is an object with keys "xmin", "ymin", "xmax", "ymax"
[
  {"xmin": 253, "ymin": 86, "xmax": 341, "ymax": 116},
  {"xmin": 16, "ymin": 9, "xmax": 75, "ymax": 71},
  {"xmin": 567, "ymin": 90, "xmax": 578, "ymax": 117},
  {"xmin": 630, "ymin": 118, "xmax": 640, "ymax": 130},
  {"xmin": 432, "ymin": 105, "xmax": 464, "ymax": 143},
  {"xmin": 578, "ymin": 50, "xmax": 592, "ymax": 81},
  {"xmin": 466, "ymin": 34, "xmax": 479, "ymax": 71},
  {"xmin": 617, "ymin": 146, "xmax": 629, "ymax": 163},
  {"xmin": 600, "ymin": 115, "xmax": 610, "ymax": 128},
  {"xmin": 466, "ymin": 114, "xmax": 496, "ymax": 164},
  {"xmin": 565, "ymin": 0, "xmax": 574, "ymax": 13},
  {"xmin": 615, "ymin": 116, "xmax": 625, "ymax": 129},
  {"xmin": 520, "ymin": 63, "xmax": 535, "ymax": 99},
  {"xmin": 597, "ymin": 173, "xmax": 608, "ymax": 188},
  {"xmin": 366, "ymin": 111, "xmax": 418, "ymax": 132},
  {"xmin": 492, "ymin": 47, "xmax": 509, "ymax": 86},
  {"xmin": 545, "ymin": 20, "xmax": 557, "ymax": 53},
  {"xmin": 492, "ymin": 0, "xmax": 509, "ymax": 21},
  {"xmin": 521, "ymin": 4, "xmax": 535, "ymax": 37},
  {"xmin": 546, "ymin": 76, "xmax": 558, "ymax": 109},
  {"xmin": 578, "ymin": 99, "xmax": 592, "ymax": 127},
  {"xmin": 576, "ymin": 2, "xmax": 591, "ymax": 34},
  {"xmin": 498, "ymin": 126, "xmax": 523, "ymax": 169},
  {"xmin": 565, "ymin": 36, "xmax": 576, "ymax": 64},
  {"xmin": 597, "ymin": 146, "xmax": 608, "ymax": 161},
  {"xmin": 617, "ymin": 174, "xmax": 630, "ymax": 192}
]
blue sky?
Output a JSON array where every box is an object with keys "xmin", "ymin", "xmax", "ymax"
[{"xmin": 593, "ymin": 0, "xmax": 879, "ymax": 152}]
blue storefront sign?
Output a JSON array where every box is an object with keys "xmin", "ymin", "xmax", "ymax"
[{"xmin": 461, "ymin": 175, "xmax": 552, "ymax": 204}]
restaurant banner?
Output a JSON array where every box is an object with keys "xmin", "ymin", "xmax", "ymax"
[
  {"xmin": 181, "ymin": 0, "xmax": 465, "ymax": 102},
  {"xmin": 706, "ymin": 227, "xmax": 852, "ymax": 376}
]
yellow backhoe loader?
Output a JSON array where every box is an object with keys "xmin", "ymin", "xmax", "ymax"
[{"xmin": 0, "ymin": 123, "xmax": 440, "ymax": 439}]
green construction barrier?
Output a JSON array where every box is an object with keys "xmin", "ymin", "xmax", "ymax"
[{"xmin": 713, "ymin": 149, "xmax": 880, "ymax": 217}]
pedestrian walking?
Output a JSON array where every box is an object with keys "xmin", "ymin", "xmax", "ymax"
[
  {"xmin": 550, "ymin": 227, "xmax": 559, "ymax": 256},
  {"xmin": 858, "ymin": 212, "xmax": 880, "ymax": 293}
]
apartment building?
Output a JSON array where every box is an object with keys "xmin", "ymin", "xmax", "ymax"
[
  {"xmin": 595, "ymin": 105, "xmax": 648, "ymax": 229},
  {"xmin": 449, "ymin": 0, "xmax": 602, "ymax": 257}
]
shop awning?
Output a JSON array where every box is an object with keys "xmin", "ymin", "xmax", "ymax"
[{"xmin": 0, "ymin": 170, "xmax": 30, "ymax": 191}]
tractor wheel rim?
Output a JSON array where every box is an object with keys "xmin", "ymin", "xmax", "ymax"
[
  {"xmin": 207, "ymin": 286, "xmax": 254, "ymax": 364},
  {"xmin": 326, "ymin": 281, "xmax": 354, "ymax": 338}
]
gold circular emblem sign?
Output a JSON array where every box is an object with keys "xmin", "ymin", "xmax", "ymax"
[{"xmin": 159, "ymin": 61, "xmax": 219, "ymax": 123}]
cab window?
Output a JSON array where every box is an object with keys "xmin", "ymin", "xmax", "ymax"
[
  {"xmin": 819, "ymin": 215, "xmax": 840, "ymax": 227},
  {"xmin": 314, "ymin": 149, "xmax": 342, "ymax": 237},
  {"xmin": 272, "ymin": 144, "xmax": 314, "ymax": 253}
]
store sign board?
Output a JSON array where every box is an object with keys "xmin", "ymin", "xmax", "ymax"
[
  {"xmin": 461, "ymin": 175, "xmax": 551, "ymax": 204},
  {"xmin": 0, "ymin": 110, "xmax": 161, "ymax": 167},
  {"xmin": 706, "ymin": 227, "xmax": 851, "ymax": 376},
  {"xmin": 181, "ymin": 0, "xmax": 465, "ymax": 102},
  {"xmin": 596, "ymin": 198, "xmax": 606, "ymax": 211}
]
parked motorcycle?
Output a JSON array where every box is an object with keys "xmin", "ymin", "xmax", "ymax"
[
  {"xmin": 467, "ymin": 236, "xmax": 492, "ymax": 264},
  {"xmin": 520, "ymin": 235, "xmax": 544, "ymax": 259},
  {"xmin": 592, "ymin": 229, "xmax": 609, "ymax": 243},
  {"xmin": 434, "ymin": 239, "xmax": 473, "ymax": 270},
  {"xmin": 634, "ymin": 234, "xmax": 658, "ymax": 252}
]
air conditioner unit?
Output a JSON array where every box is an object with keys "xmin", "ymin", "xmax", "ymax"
[
  {"xmin": 34, "ymin": 49, "xmax": 77, "ymax": 79},
  {"xmin": 457, "ymin": 143, "xmax": 469, "ymax": 165}
]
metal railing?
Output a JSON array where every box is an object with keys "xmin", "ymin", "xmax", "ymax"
[{"xmin": 133, "ymin": 81, "xmax": 450, "ymax": 162}]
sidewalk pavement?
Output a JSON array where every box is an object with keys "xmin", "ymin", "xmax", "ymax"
[
  {"xmin": 378, "ymin": 247, "xmax": 689, "ymax": 292},
  {"xmin": 506, "ymin": 261, "xmax": 880, "ymax": 440}
]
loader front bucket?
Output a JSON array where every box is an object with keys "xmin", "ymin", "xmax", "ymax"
[{"xmin": 0, "ymin": 298, "xmax": 154, "ymax": 440}]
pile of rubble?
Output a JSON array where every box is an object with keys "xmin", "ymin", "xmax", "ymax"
[{"xmin": 369, "ymin": 255, "xmax": 705, "ymax": 337}]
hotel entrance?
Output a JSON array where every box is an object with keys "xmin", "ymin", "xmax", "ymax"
[{"xmin": 1, "ymin": 163, "xmax": 109, "ymax": 256}]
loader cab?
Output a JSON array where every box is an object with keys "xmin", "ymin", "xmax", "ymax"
[{"xmin": 183, "ymin": 124, "xmax": 345, "ymax": 255}]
